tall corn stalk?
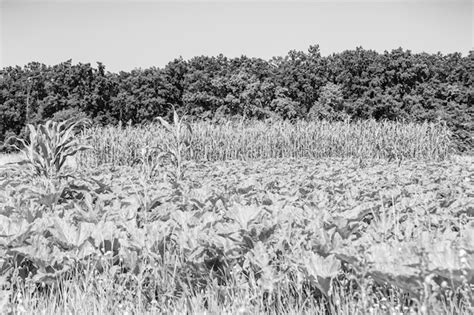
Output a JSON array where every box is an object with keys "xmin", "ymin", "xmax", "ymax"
[
  {"xmin": 155, "ymin": 109, "xmax": 192, "ymax": 185},
  {"xmin": 5, "ymin": 118, "xmax": 91, "ymax": 177}
]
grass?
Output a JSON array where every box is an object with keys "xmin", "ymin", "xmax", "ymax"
[{"xmin": 10, "ymin": 266, "xmax": 469, "ymax": 314}]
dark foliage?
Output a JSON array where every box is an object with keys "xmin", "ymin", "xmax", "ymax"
[{"xmin": 1, "ymin": 45, "xmax": 472, "ymax": 152}]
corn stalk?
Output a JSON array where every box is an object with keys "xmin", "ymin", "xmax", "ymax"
[
  {"xmin": 155, "ymin": 109, "xmax": 192, "ymax": 185},
  {"xmin": 5, "ymin": 118, "xmax": 91, "ymax": 177}
]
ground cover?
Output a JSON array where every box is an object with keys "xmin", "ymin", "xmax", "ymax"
[{"xmin": 1, "ymin": 155, "xmax": 472, "ymax": 314}]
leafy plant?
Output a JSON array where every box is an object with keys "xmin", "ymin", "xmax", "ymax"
[
  {"xmin": 155, "ymin": 108, "xmax": 192, "ymax": 185},
  {"xmin": 5, "ymin": 118, "xmax": 91, "ymax": 177},
  {"xmin": 137, "ymin": 145, "xmax": 162, "ymax": 180}
]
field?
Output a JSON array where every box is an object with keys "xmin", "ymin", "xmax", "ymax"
[
  {"xmin": 0, "ymin": 118, "xmax": 472, "ymax": 314},
  {"xmin": 77, "ymin": 119, "xmax": 453, "ymax": 167}
]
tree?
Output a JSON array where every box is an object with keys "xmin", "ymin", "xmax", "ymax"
[{"xmin": 308, "ymin": 83, "xmax": 347, "ymax": 121}]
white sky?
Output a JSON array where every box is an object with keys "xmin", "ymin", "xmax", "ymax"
[{"xmin": 1, "ymin": 0, "xmax": 472, "ymax": 72}]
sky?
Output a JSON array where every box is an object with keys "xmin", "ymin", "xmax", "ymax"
[{"xmin": 0, "ymin": 0, "xmax": 472, "ymax": 72}]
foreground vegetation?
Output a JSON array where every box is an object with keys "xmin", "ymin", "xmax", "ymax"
[
  {"xmin": 0, "ymin": 118, "xmax": 472, "ymax": 314},
  {"xmin": 1, "ymin": 158, "xmax": 473, "ymax": 314}
]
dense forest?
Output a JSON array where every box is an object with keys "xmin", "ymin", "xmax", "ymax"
[{"xmin": 0, "ymin": 45, "xmax": 472, "ymax": 151}]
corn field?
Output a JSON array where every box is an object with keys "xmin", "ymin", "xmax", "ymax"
[
  {"xmin": 1, "ymin": 118, "xmax": 472, "ymax": 314},
  {"xmin": 77, "ymin": 119, "xmax": 454, "ymax": 168}
]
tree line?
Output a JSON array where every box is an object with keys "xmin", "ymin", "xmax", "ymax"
[{"xmin": 0, "ymin": 45, "xmax": 472, "ymax": 151}]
